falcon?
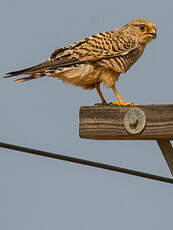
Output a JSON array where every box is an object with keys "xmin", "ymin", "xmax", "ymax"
[{"xmin": 5, "ymin": 19, "xmax": 157, "ymax": 105}]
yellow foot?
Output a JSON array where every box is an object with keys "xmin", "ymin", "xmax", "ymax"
[{"xmin": 111, "ymin": 101, "xmax": 138, "ymax": 106}]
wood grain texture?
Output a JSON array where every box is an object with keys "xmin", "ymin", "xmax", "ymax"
[{"xmin": 79, "ymin": 105, "xmax": 173, "ymax": 140}]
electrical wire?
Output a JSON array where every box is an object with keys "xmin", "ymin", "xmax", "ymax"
[{"xmin": 0, "ymin": 141, "xmax": 173, "ymax": 184}]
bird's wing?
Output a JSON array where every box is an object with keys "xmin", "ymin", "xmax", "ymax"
[
  {"xmin": 49, "ymin": 31, "xmax": 139, "ymax": 63},
  {"xmin": 5, "ymin": 31, "xmax": 139, "ymax": 78}
]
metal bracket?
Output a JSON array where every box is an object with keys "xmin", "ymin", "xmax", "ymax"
[
  {"xmin": 124, "ymin": 108, "xmax": 146, "ymax": 134},
  {"xmin": 157, "ymin": 140, "xmax": 173, "ymax": 176}
]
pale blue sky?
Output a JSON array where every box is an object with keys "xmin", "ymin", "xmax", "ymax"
[{"xmin": 0, "ymin": 0, "xmax": 173, "ymax": 229}]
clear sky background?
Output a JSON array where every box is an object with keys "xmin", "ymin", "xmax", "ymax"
[{"xmin": 0, "ymin": 0, "xmax": 173, "ymax": 229}]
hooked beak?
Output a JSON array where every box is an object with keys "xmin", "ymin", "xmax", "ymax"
[{"xmin": 147, "ymin": 30, "xmax": 157, "ymax": 39}]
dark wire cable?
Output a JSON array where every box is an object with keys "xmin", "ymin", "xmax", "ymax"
[{"xmin": 0, "ymin": 141, "xmax": 173, "ymax": 184}]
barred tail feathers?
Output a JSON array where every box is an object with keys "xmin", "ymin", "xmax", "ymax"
[
  {"xmin": 14, "ymin": 74, "xmax": 44, "ymax": 82},
  {"xmin": 5, "ymin": 71, "xmax": 44, "ymax": 82},
  {"xmin": 4, "ymin": 61, "xmax": 50, "ymax": 82}
]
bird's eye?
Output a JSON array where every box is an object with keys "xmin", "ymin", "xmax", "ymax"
[{"xmin": 140, "ymin": 25, "xmax": 145, "ymax": 31}]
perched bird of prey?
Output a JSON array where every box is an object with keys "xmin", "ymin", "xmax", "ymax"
[{"xmin": 5, "ymin": 19, "xmax": 157, "ymax": 105}]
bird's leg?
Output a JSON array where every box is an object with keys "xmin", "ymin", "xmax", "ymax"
[
  {"xmin": 111, "ymin": 85, "xmax": 136, "ymax": 106},
  {"xmin": 95, "ymin": 83, "xmax": 108, "ymax": 106}
]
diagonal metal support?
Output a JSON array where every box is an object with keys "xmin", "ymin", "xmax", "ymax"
[{"xmin": 157, "ymin": 140, "xmax": 173, "ymax": 176}]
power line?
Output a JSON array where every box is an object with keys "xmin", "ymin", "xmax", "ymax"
[{"xmin": 0, "ymin": 141, "xmax": 173, "ymax": 184}]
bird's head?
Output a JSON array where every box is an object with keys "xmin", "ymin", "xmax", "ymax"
[{"xmin": 124, "ymin": 19, "xmax": 157, "ymax": 44}]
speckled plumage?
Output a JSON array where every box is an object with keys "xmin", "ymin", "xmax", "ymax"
[{"xmin": 5, "ymin": 19, "xmax": 157, "ymax": 105}]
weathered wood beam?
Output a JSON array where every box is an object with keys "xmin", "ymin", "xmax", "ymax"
[{"xmin": 79, "ymin": 105, "xmax": 173, "ymax": 140}]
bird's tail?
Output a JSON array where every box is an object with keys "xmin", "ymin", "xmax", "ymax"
[
  {"xmin": 4, "ymin": 61, "xmax": 50, "ymax": 82},
  {"xmin": 12, "ymin": 74, "xmax": 44, "ymax": 82}
]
